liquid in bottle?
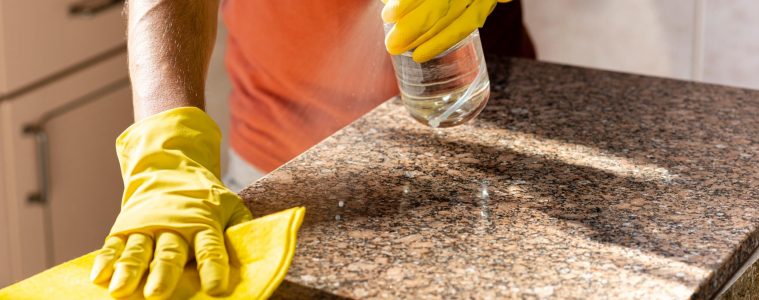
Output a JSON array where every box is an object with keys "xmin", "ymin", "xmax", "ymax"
[{"xmin": 388, "ymin": 30, "xmax": 490, "ymax": 128}]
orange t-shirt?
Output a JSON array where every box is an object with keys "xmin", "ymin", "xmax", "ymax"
[{"xmin": 222, "ymin": 0, "xmax": 398, "ymax": 172}]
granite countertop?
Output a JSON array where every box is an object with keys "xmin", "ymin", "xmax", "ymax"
[{"xmin": 240, "ymin": 57, "xmax": 759, "ymax": 299}]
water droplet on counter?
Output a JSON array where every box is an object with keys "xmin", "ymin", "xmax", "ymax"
[
  {"xmin": 480, "ymin": 185, "xmax": 489, "ymax": 199},
  {"xmin": 477, "ymin": 181, "xmax": 492, "ymax": 228},
  {"xmin": 338, "ymin": 200, "xmax": 345, "ymax": 208},
  {"xmin": 335, "ymin": 215, "xmax": 341, "ymax": 221},
  {"xmin": 403, "ymin": 184, "xmax": 410, "ymax": 194}
]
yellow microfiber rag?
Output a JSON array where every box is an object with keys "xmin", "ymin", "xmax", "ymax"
[{"xmin": 0, "ymin": 206, "xmax": 305, "ymax": 300}]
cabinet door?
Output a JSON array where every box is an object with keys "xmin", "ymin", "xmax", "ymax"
[
  {"xmin": 0, "ymin": 51, "xmax": 128, "ymax": 282},
  {"xmin": 46, "ymin": 83, "xmax": 132, "ymax": 264}
]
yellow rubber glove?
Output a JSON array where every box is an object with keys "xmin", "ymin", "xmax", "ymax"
[
  {"xmin": 383, "ymin": 0, "xmax": 512, "ymax": 63},
  {"xmin": 88, "ymin": 107, "xmax": 253, "ymax": 299}
]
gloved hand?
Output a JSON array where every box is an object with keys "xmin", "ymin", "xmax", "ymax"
[
  {"xmin": 89, "ymin": 107, "xmax": 253, "ymax": 299},
  {"xmin": 382, "ymin": 0, "xmax": 512, "ymax": 63}
]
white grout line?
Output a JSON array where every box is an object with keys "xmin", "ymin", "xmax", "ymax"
[{"xmin": 691, "ymin": 0, "xmax": 706, "ymax": 81}]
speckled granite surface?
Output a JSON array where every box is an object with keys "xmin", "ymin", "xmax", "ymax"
[{"xmin": 240, "ymin": 57, "xmax": 759, "ymax": 299}]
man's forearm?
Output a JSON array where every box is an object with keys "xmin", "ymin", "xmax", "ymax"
[{"xmin": 127, "ymin": 0, "xmax": 219, "ymax": 121}]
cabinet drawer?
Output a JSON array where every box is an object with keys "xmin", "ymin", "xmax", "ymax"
[
  {"xmin": 46, "ymin": 81, "xmax": 131, "ymax": 265},
  {"xmin": 0, "ymin": 0, "xmax": 126, "ymax": 94}
]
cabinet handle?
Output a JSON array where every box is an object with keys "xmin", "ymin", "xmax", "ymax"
[
  {"xmin": 22, "ymin": 126, "xmax": 50, "ymax": 205},
  {"xmin": 69, "ymin": 0, "xmax": 124, "ymax": 17},
  {"xmin": 22, "ymin": 78, "xmax": 130, "ymax": 205},
  {"xmin": 22, "ymin": 126, "xmax": 53, "ymax": 267}
]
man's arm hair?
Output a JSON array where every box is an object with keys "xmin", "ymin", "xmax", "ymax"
[{"xmin": 127, "ymin": 0, "xmax": 219, "ymax": 121}]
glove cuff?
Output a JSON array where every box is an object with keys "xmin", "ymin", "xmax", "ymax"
[{"xmin": 116, "ymin": 106, "xmax": 223, "ymax": 180}]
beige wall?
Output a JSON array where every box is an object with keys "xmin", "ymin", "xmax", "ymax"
[{"xmin": 524, "ymin": 0, "xmax": 759, "ymax": 90}]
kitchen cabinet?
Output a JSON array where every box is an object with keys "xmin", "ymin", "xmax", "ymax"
[
  {"xmin": 0, "ymin": 0, "xmax": 126, "ymax": 93},
  {"xmin": 0, "ymin": 0, "xmax": 129, "ymax": 287},
  {"xmin": 0, "ymin": 51, "xmax": 131, "ymax": 286}
]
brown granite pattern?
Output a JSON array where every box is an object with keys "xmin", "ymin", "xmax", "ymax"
[{"xmin": 240, "ymin": 57, "xmax": 759, "ymax": 299}]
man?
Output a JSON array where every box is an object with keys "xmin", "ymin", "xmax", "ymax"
[{"xmin": 89, "ymin": 0, "xmax": 534, "ymax": 299}]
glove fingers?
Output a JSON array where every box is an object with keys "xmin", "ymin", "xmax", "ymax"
[
  {"xmin": 194, "ymin": 229, "xmax": 230, "ymax": 296},
  {"xmin": 143, "ymin": 231, "xmax": 189, "ymax": 300},
  {"xmin": 385, "ymin": 0, "xmax": 450, "ymax": 55},
  {"xmin": 90, "ymin": 236, "xmax": 126, "ymax": 283},
  {"xmin": 381, "ymin": 0, "xmax": 425, "ymax": 23},
  {"xmin": 402, "ymin": 0, "xmax": 472, "ymax": 54},
  {"xmin": 109, "ymin": 233, "xmax": 154, "ymax": 298},
  {"xmin": 413, "ymin": 0, "xmax": 496, "ymax": 62}
]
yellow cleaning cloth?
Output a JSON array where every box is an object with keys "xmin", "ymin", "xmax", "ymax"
[{"xmin": 0, "ymin": 207, "xmax": 305, "ymax": 300}]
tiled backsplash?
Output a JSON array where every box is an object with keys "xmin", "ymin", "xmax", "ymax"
[{"xmin": 524, "ymin": 0, "xmax": 759, "ymax": 90}]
